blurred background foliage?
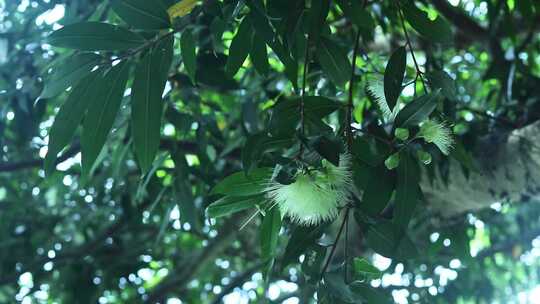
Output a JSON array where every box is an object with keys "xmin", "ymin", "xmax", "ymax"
[{"xmin": 1, "ymin": 0, "xmax": 540, "ymax": 303}]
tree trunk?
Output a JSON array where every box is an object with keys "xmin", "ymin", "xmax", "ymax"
[{"xmin": 423, "ymin": 121, "xmax": 540, "ymax": 216}]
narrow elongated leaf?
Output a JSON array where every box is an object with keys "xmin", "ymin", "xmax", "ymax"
[
  {"xmin": 211, "ymin": 168, "xmax": 273, "ymax": 197},
  {"xmin": 261, "ymin": 206, "xmax": 282, "ymax": 278},
  {"xmin": 384, "ymin": 46, "xmax": 406, "ymax": 110},
  {"xmin": 250, "ymin": 33, "xmax": 269, "ymax": 76},
  {"xmin": 401, "ymin": 2, "xmax": 453, "ymax": 45},
  {"xmin": 245, "ymin": 3, "xmax": 274, "ymax": 43},
  {"xmin": 394, "ymin": 90, "xmax": 441, "ymax": 128},
  {"xmin": 308, "ymin": 0, "xmax": 330, "ymax": 44},
  {"xmin": 112, "ymin": 0, "xmax": 171, "ymax": 29},
  {"xmin": 246, "ymin": 5, "xmax": 298, "ymax": 88},
  {"xmin": 45, "ymin": 71, "xmax": 100, "ymax": 174},
  {"xmin": 41, "ymin": 53, "xmax": 101, "ymax": 99},
  {"xmin": 207, "ymin": 195, "xmax": 262, "ymax": 218},
  {"xmin": 132, "ymin": 35, "xmax": 174, "ymax": 173},
  {"xmin": 226, "ymin": 17, "xmax": 253, "ymax": 77},
  {"xmin": 181, "ymin": 28, "xmax": 197, "ymax": 83},
  {"xmin": 393, "ymin": 152, "xmax": 420, "ymax": 235},
  {"xmin": 316, "ymin": 37, "xmax": 352, "ymax": 87},
  {"xmin": 48, "ymin": 22, "xmax": 146, "ymax": 51},
  {"xmin": 81, "ymin": 61, "xmax": 130, "ymax": 175},
  {"xmin": 335, "ymin": 0, "xmax": 374, "ymax": 31},
  {"xmin": 171, "ymin": 151, "xmax": 198, "ymax": 229}
]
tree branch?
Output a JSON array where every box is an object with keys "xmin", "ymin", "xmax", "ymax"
[
  {"xmin": 210, "ymin": 261, "xmax": 265, "ymax": 304},
  {"xmin": 0, "ymin": 140, "xmax": 203, "ymax": 173},
  {"xmin": 144, "ymin": 218, "xmax": 240, "ymax": 303},
  {"xmin": 429, "ymin": 0, "xmax": 490, "ymax": 42}
]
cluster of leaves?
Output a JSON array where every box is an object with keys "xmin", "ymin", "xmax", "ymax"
[{"xmin": 1, "ymin": 0, "xmax": 540, "ymax": 303}]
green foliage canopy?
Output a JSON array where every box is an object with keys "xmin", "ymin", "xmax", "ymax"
[{"xmin": 1, "ymin": 0, "xmax": 540, "ymax": 303}]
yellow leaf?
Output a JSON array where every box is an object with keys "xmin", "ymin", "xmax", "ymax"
[{"xmin": 167, "ymin": 0, "xmax": 199, "ymax": 20}]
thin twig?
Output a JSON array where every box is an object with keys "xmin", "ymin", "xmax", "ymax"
[
  {"xmin": 320, "ymin": 207, "xmax": 351, "ymax": 279},
  {"xmin": 396, "ymin": 1, "xmax": 428, "ymax": 92},
  {"xmin": 346, "ymin": 31, "xmax": 362, "ymax": 148},
  {"xmin": 299, "ymin": 32, "xmax": 311, "ymax": 159}
]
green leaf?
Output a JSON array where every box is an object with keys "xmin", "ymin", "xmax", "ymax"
[
  {"xmin": 301, "ymin": 245, "xmax": 327, "ymax": 284},
  {"xmin": 366, "ymin": 220, "xmax": 419, "ymax": 259},
  {"xmin": 131, "ymin": 35, "xmax": 174, "ymax": 173},
  {"xmin": 211, "ymin": 168, "xmax": 273, "ymax": 197},
  {"xmin": 226, "ymin": 17, "xmax": 253, "ymax": 77},
  {"xmin": 384, "ymin": 46, "xmax": 406, "ymax": 110},
  {"xmin": 249, "ymin": 33, "xmax": 269, "ymax": 76},
  {"xmin": 516, "ymin": 0, "xmax": 534, "ymax": 20},
  {"xmin": 281, "ymin": 224, "xmax": 326, "ymax": 269},
  {"xmin": 351, "ymin": 135, "xmax": 392, "ymax": 167},
  {"xmin": 112, "ymin": 0, "xmax": 171, "ymax": 30},
  {"xmin": 353, "ymin": 258, "xmax": 382, "ymax": 278},
  {"xmin": 309, "ymin": 134, "xmax": 343, "ymax": 166},
  {"xmin": 451, "ymin": 140, "xmax": 479, "ymax": 174},
  {"xmin": 393, "ymin": 152, "xmax": 420, "ymax": 236},
  {"xmin": 242, "ymin": 133, "xmax": 293, "ymax": 174},
  {"xmin": 261, "ymin": 206, "xmax": 282, "ymax": 279},
  {"xmin": 246, "ymin": 5, "xmax": 298, "ymax": 88},
  {"xmin": 268, "ymin": 96, "xmax": 341, "ymax": 135},
  {"xmin": 322, "ymin": 271, "xmax": 359, "ymax": 303},
  {"xmin": 45, "ymin": 71, "xmax": 100, "ymax": 175},
  {"xmin": 244, "ymin": 0, "xmax": 274, "ymax": 43},
  {"xmin": 180, "ymin": 28, "xmax": 197, "ymax": 83},
  {"xmin": 41, "ymin": 53, "xmax": 101, "ymax": 99},
  {"xmin": 335, "ymin": 0, "xmax": 374, "ymax": 31},
  {"xmin": 394, "ymin": 90, "xmax": 441, "ymax": 128},
  {"xmin": 349, "ymin": 284, "xmax": 391, "ymax": 304},
  {"xmin": 165, "ymin": 107, "xmax": 193, "ymax": 134},
  {"xmin": 354, "ymin": 163, "xmax": 395, "ymax": 216},
  {"xmin": 206, "ymin": 195, "xmax": 262, "ymax": 218},
  {"xmin": 81, "ymin": 61, "xmax": 131, "ymax": 176},
  {"xmin": 427, "ymin": 70, "xmax": 457, "ymax": 100},
  {"xmin": 316, "ymin": 37, "xmax": 352, "ymax": 87},
  {"xmin": 401, "ymin": 2, "xmax": 453, "ymax": 45},
  {"xmin": 48, "ymin": 22, "xmax": 146, "ymax": 51},
  {"xmin": 308, "ymin": 0, "xmax": 330, "ymax": 44},
  {"xmin": 171, "ymin": 151, "xmax": 198, "ymax": 229}
]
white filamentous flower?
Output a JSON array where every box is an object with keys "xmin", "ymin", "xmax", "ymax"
[
  {"xmin": 366, "ymin": 75, "xmax": 399, "ymax": 121},
  {"xmin": 266, "ymin": 154, "xmax": 352, "ymax": 226},
  {"xmin": 418, "ymin": 119, "xmax": 454, "ymax": 155}
]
